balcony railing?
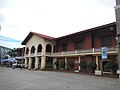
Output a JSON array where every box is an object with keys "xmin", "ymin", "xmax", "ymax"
[
  {"xmin": 24, "ymin": 47, "xmax": 118, "ymax": 57},
  {"xmin": 52, "ymin": 47, "xmax": 118, "ymax": 56},
  {"xmin": 36, "ymin": 52, "xmax": 42, "ymax": 56}
]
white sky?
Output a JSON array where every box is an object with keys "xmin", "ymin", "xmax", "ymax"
[{"xmin": 0, "ymin": 0, "xmax": 116, "ymax": 48}]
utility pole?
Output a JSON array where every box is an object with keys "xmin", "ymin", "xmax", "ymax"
[{"xmin": 115, "ymin": 0, "xmax": 120, "ymax": 84}]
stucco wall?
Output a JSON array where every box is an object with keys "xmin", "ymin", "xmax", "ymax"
[{"xmin": 25, "ymin": 35, "xmax": 55, "ymax": 53}]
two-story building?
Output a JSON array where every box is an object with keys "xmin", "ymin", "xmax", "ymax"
[{"xmin": 22, "ymin": 22, "xmax": 118, "ymax": 73}]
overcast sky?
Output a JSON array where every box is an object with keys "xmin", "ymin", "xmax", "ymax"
[{"xmin": 0, "ymin": 0, "xmax": 116, "ymax": 48}]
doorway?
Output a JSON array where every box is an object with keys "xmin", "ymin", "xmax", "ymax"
[
  {"xmin": 102, "ymin": 60, "xmax": 110, "ymax": 72},
  {"xmin": 31, "ymin": 57, "xmax": 35, "ymax": 69},
  {"xmin": 46, "ymin": 57, "xmax": 53, "ymax": 69}
]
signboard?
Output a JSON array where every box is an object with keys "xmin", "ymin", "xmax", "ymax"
[{"xmin": 101, "ymin": 47, "xmax": 107, "ymax": 59}]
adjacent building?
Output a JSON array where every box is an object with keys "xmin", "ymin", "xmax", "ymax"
[
  {"xmin": 115, "ymin": 0, "xmax": 120, "ymax": 83},
  {"xmin": 22, "ymin": 22, "xmax": 118, "ymax": 74},
  {"xmin": 0, "ymin": 46, "xmax": 11, "ymax": 59}
]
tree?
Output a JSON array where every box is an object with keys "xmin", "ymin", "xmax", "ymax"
[{"xmin": 7, "ymin": 48, "xmax": 24, "ymax": 57}]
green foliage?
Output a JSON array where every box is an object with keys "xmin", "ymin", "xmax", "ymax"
[
  {"xmin": 88, "ymin": 62, "xmax": 97, "ymax": 70},
  {"xmin": 2, "ymin": 56, "xmax": 8, "ymax": 59},
  {"xmin": 54, "ymin": 60, "xmax": 59, "ymax": 67},
  {"xmin": 104, "ymin": 61, "xmax": 116, "ymax": 70},
  {"xmin": 7, "ymin": 48, "xmax": 23, "ymax": 57},
  {"xmin": 79, "ymin": 61, "xmax": 87, "ymax": 68},
  {"xmin": 59, "ymin": 61, "xmax": 66, "ymax": 69}
]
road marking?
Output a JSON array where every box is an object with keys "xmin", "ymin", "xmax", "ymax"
[
  {"xmin": 0, "ymin": 79, "xmax": 22, "ymax": 86},
  {"xmin": 16, "ymin": 83, "xmax": 34, "ymax": 90}
]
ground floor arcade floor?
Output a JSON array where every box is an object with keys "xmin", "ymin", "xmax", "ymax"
[{"xmin": 24, "ymin": 54, "xmax": 118, "ymax": 75}]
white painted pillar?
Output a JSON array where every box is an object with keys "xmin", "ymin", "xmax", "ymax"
[
  {"xmin": 53, "ymin": 58, "xmax": 57, "ymax": 69},
  {"xmin": 41, "ymin": 56, "xmax": 46, "ymax": 70},
  {"xmin": 25, "ymin": 58, "xmax": 28, "ymax": 68},
  {"xmin": 65, "ymin": 57, "xmax": 67, "ymax": 69},
  {"xmin": 41, "ymin": 43, "xmax": 46, "ymax": 70},
  {"xmin": 35, "ymin": 57, "xmax": 39, "ymax": 69},
  {"xmin": 79, "ymin": 56, "xmax": 81, "ymax": 71},
  {"xmin": 29, "ymin": 57, "xmax": 32, "ymax": 68},
  {"xmin": 96, "ymin": 55, "xmax": 99, "ymax": 70},
  {"xmin": 119, "ymin": 75, "xmax": 120, "ymax": 84}
]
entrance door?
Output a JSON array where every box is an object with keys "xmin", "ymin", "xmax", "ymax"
[
  {"xmin": 31, "ymin": 57, "xmax": 35, "ymax": 69},
  {"xmin": 39, "ymin": 57, "xmax": 41, "ymax": 69},
  {"xmin": 46, "ymin": 57, "xmax": 53, "ymax": 69},
  {"xmin": 102, "ymin": 61, "xmax": 109, "ymax": 72}
]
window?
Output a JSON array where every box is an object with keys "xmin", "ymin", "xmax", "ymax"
[
  {"xmin": 101, "ymin": 36, "xmax": 112, "ymax": 47},
  {"xmin": 75, "ymin": 41, "xmax": 82, "ymax": 50},
  {"xmin": 62, "ymin": 44, "xmax": 67, "ymax": 51}
]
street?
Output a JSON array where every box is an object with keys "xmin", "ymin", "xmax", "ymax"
[{"xmin": 0, "ymin": 67, "xmax": 120, "ymax": 90}]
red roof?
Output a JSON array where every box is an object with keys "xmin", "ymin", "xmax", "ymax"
[
  {"xmin": 22, "ymin": 22, "xmax": 116, "ymax": 45},
  {"xmin": 55, "ymin": 22, "xmax": 116, "ymax": 40},
  {"xmin": 31, "ymin": 32, "xmax": 55, "ymax": 40},
  {"xmin": 21, "ymin": 32, "xmax": 55, "ymax": 45}
]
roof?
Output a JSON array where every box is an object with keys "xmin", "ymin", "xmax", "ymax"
[
  {"xmin": 55, "ymin": 22, "xmax": 116, "ymax": 40},
  {"xmin": 0, "ymin": 45, "xmax": 12, "ymax": 50},
  {"xmin": 22, "ymin": 22, "xmax": 116, "ymax": 45},
  {"xmin": 21, "ymin": 32, "xmax": 55, "ymax": 45}
]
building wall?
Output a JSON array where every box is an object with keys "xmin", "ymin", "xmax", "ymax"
[
  {"xmin": 116, "ymin": 0, "xmax": 120, "ymax": 5},
  {"xmin": 82, "ymin": 32, "xmax": 92, "ymax": 49},
  {"xmin": 67, "ymin": 39, "xmax": 75, "ymax": 51},
  {"xmin": 56, "ymin": 26, "xmax": 117, "ymax": 52},
  {"xmin": 25, "ymin": 35, "xmax": 55, "ymax": 54},
  {"xmin": 116, "ymin": 0, "xmax": 120, "ymax": 70},
  {"xmin": 93, "ymin": 27, "xmax": 117, "ymax": 48},
  {"xmin": 26, "ymin": 35, "xmax": 45, "ymax": 50}
]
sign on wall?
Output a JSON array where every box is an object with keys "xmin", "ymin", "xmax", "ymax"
[{"xmin": 101, "ymin": 47, "xmax": 107, "ymax": 59}]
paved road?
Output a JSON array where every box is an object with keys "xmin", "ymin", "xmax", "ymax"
[{"xmin": 0, "ymin": 67, "xmax": 120, "ymax": 90}]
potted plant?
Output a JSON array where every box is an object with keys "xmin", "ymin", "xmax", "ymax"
[
  {"xmin": 54, "ymin": 60, "xmax": 59, "ymax": 70},
  {"xmin": 59, "ymin": 61, "xmax": 66, "ymax": 70},
  {"xmin": 88, "ymin": 62, "xmax": 97, "ymax": 73},
  {"xmin": 79, "ymin": 61, "xmax": 87, "ymax": 72}
]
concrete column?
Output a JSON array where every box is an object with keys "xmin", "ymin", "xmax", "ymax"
[
  {"xmin": 115, "ymin": 0, "xmax": 120, "ymax": 84},
  {"xmin": 35, "ymin": 57, "xmax": 39, "ymax": 69},
  {"xmin": 65, "ymin": 57, "xmax": 67, "ymax": 69},
  {"xmin": 24, "ymin": 58, "xmax": 28, "ymax": 68},
  {"xmin": 96, "ymin": 55, "xmax": 99, "ymax": 70},
  {"xmin": 41, "ymin": 56, "xmax": 46, "ymax": 70},
  {"xmin": 53, "ymin": 58, "xmax": 57, "ymax": 69},
  {"xmin": 78, "ymin": 56, "xmax": 81, "ymax": 71},
  {"xmin": 51, "ymin": 45, "xmax": 54, "ymax": 53},
  {"xmin": 29, "ymin": 57, "xmax": 32, "ymax": 68},
  {"xmin": 119, "ymin": 75, "xmax": 120, "ymax": 84}
]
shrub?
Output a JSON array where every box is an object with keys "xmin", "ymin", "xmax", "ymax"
[
  {"xmin": 59, "ymin": 61, "xmax": 66, "ymax": 69},
  {"xmin": 88, "ymin": 62, "xmax": 97, "ymax": 70},
  {"xmin": 54, "ymin": 60, "xmax": 59, "ymax": 69},
  {"xmin": 79, "ymin": 61, "xmax": 87, "ymax": 69},
  {"xmin": 54, "ymin": 60, "xmax": 59, "ymax": 67}
]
